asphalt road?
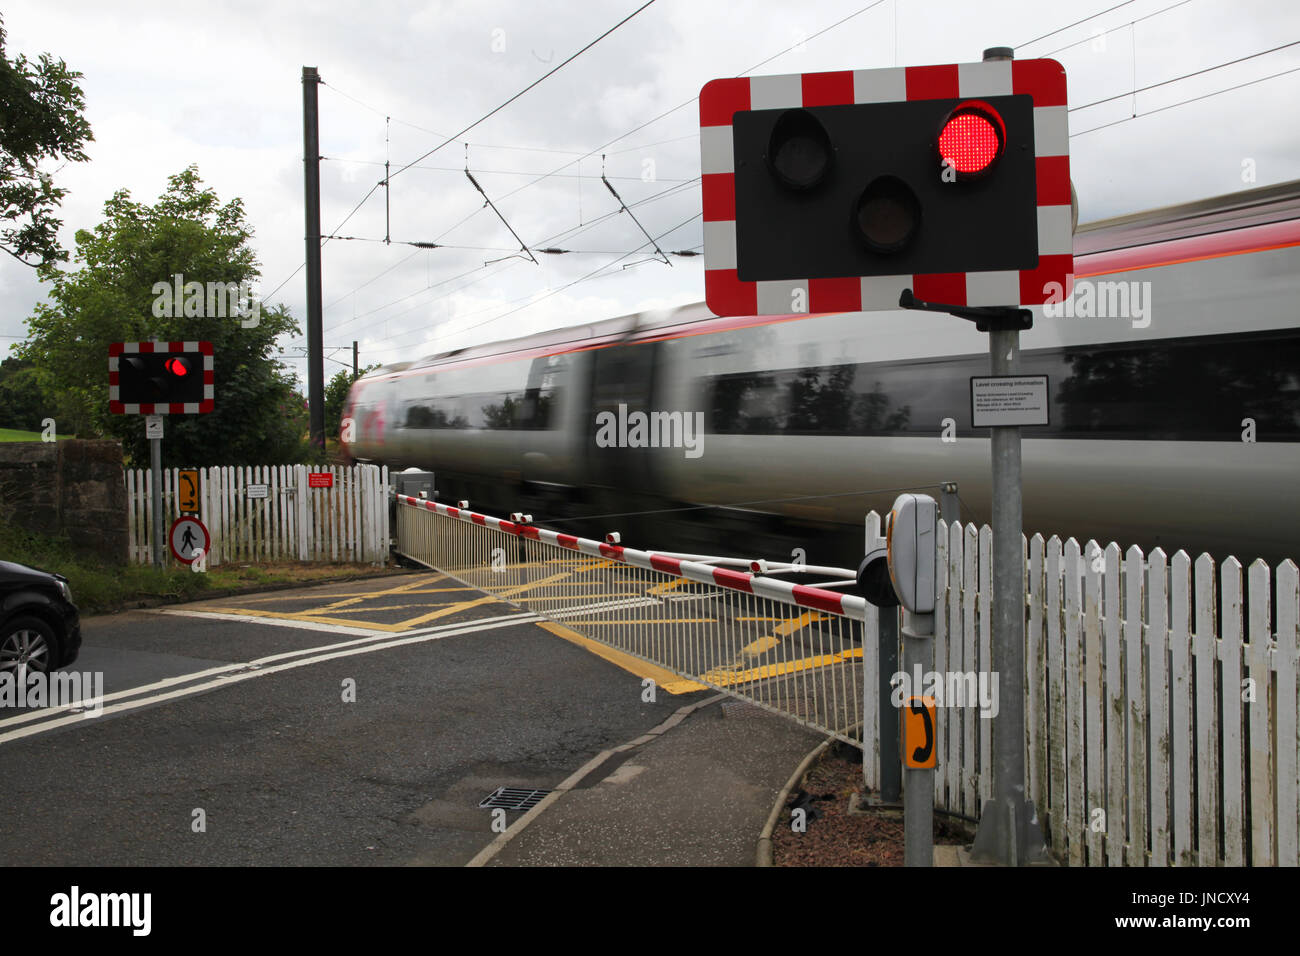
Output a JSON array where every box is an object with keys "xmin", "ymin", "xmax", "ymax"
[{"xmin": 0, "ymin": 573, "xmax": 711, "ymax": 866}]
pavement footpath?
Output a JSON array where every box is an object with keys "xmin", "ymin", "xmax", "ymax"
[{"xmin": 472, "ymin": 692, "xmax": 827, "ymax": 867}]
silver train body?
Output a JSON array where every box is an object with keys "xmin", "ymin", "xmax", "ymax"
[{"xmin": 345, "ymin": 180, "xmax": 1300, "ymax": 566}]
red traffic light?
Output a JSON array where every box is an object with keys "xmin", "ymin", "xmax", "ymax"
[
  {"xmin": 165, "ymin": 357, "xmax": 190, "ymax": 376},
  {"xmin": 938, "ymin": 102, "xmax": 1005, "ymax": 177}
]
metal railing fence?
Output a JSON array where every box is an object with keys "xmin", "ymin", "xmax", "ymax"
[{"xmin": 396, "ymin": 494, "xmax": 871, "ymax": 744}]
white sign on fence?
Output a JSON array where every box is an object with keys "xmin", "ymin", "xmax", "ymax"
[{"xmin": 246, "ymin": 483, "xmax": 268, "ymax": 499}]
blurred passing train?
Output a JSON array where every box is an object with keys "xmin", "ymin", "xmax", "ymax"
[{"xmin": 343, "ymin": 180, "xmax": 1300, "ymax": 568}]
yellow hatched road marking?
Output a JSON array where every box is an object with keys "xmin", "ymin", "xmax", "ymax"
[
  {"xmin": 496, "ymin": 569, "xmax": 589, "ymax": 599},
  {"xmin": 536, "ymin": 622, "xmax": 706, "ymax": 695},
  {"xmin": 739, "ymin": 636, "xmax": 778, "ymax": 657},
  {"xmin": 393, "ymin": 595, "xmax": 502, "ymax": 628},
  {"xmin": 774, "ymin": 611, "xmax": 828, "ymax": 635},
  {"xmin": 306, "ymin": 574, "xmax": 451, "ymax": 615},
  {"xmin": 478, "ymin": 582, "xmax": 611, "ymax": 591},
  {"xmin": 575, "ymin": 618, "xmax": 718, "ymax": 625},
  {"xmin": 299, "ymin": 602, "xmax": 479, "ymax": 615},
  {"xmin": 512, "ymin": 593, "xmax": 643, "ymax": 603},
  {"xmin": 702, "ymin": 647, "xmax": 864, "ymax": 687},
  {"xmin": 648, "ymin": 578, "xmax": 688, "ymax": 596},
  {"xmin": 197, "ymin": 607, "xmax": 410, "ymax": 632}
]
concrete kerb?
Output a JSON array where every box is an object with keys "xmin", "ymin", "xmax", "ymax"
[
  {"xmin": 756, "ymin": 736, "xmax": 835, "ymax": 867},
  {"xmin": 465, "ymin": 692, "xmax": 728, "ymax": 868}
]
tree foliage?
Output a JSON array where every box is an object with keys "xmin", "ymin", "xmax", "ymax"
[
  {"xmin": 0, "ymin": 16, "xmax": 93, "ymax": 267},
  {"xmin": 0, "ymin": 355, "xmax": 52, "ymax": 431},
  {"xmin": 16, "ymin": 166, "xmax": 314, "ymax": 467}
]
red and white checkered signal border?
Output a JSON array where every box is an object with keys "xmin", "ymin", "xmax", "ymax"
[
  {"xmin": 699, "ymin": 58, "xmax": 1072, "ymax": 316},
  {"xmin": 108, "ymin": 340, "xmax": 214, "ymax": 414}
]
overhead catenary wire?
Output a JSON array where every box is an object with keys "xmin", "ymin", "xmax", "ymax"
[
  {"xmin": 1038, "ymin": 0, "xmax": 1195, "ymax": 60},
  {"xmin": 321, "ymin": 155, "xmax": 694, "ymax": 183},
  {"xmin": 431, "ymin": 210, "xmax": 701, "ymax": 343},
  {"xmin": 1068, "ymin": 39, "xmax": 1300, "ymax": 113},
  {"xmin": 314, "ymin": 0, "xmax": 888, "ymax": 341},
  {"xmin": 1071, "ymin": 62, "xmax": 1300, "ymax": 137},
  {"xmin": 1014, "ymin": 0, "xmax": 1141, "ymax": 50},
  {"xmin": 322, "ymin": 177, "xmax": 701, "ymax": 337},
  {"xmin": 321, "ymin": 81, "xmax": 588, "ymax": 156},
  {"xmin": 261, "ymin": 179, "xmax": 384, "ymax": 303},
  {"xmin": 312, "ymin": 0, "xmax": 1277, "ymax": 368},
  {"xmin": 357, "ymin": 209, "xmax": 702, "ymax": 357},
  {"xmin": 322, "ymin": 234, "xmax": 699, "ymax": 256},
  {"xmin": 273, "ymin": 1, "xmax": 658, "ymax": 323},
  {"xmin": 386, "ymin": 0, "xmax": 660, "ymax": 183},
  {"xmin": 400, "ymin": 0, "xmax": 894, "ymax": 265}
]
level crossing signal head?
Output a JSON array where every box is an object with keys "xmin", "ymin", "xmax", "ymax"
[
  {"xmin": 699, "ymin": 59, "xmax": 1072, "ymax": 316},
  {"xmin": 109, "ymin": 342, "xmax": 214, "ymax": 414}
]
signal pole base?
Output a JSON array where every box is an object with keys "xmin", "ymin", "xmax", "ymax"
[{"xmin": 969, "ymin": 796, "xmax": 1052, "ymax": 866}]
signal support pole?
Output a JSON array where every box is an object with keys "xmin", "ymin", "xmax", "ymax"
[
  {"xmin": 901, "ymin": 607, "xmax": 934, "ymax": 866},
  {"xmin": 967, "ymin": 44, "xmax": 1049, "ymax": 867},
  {"xmin": 877, "ymin": 607, "xmax": 901, "ymax": 805},
  {"xmin": 969, "ymin": 323, "xmax": 1050, "ymax": 865},
  {"xmin": 150, "ymin": 432, "xmax": 163, "ymax": 571},
  {"xmin": 303, "ymin": 66, "xmax": 325, "ymax": 453},
  {"xmin": 898, "ymin": 292, "xmax": 1049, "ymax": 866}
]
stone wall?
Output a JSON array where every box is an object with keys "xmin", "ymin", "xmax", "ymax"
[{"xmin": 0, "ymin": 440, "xmax": 128, "ymax": 565}]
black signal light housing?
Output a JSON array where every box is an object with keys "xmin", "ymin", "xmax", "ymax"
[{"xmin": 766, "ymin": 108, "xmax": 834, "ymax": 191}]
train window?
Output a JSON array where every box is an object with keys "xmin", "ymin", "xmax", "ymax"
[
  {"xmin": 706, "ymin": 330, "xmax": 1300, "ymax": 441},
  {"xmin": 400, "ymin": 357, "xmax": 566, "ymax": 430}
]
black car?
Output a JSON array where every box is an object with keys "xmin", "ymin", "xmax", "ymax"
[{"xmin": 0, "ymin": 561, "xmax": 81, "ymax": 675}]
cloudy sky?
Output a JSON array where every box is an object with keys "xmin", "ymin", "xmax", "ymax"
[{"xmin": 2, "ymin": 0, "xmax": 1298, "ymax": 385}]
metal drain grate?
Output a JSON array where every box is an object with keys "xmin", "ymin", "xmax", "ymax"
[
  {"xmin": 478, "ymin": 787, "xmax": 550, "ymax": 811},
  {"xmin": 721, "ymin": 700, "xmax": 766, "ymax": 719}
]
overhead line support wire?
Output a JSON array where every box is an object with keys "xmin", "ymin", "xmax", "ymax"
[
  {"xmin": 464, "ymin": 149, "xmax": 538, "ymax": 265},
  {"xmin": 601, "ymin": 154, "xmax": 670, "ymax": 265}
]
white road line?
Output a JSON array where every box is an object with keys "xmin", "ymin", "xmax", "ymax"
[
  {"xmin": 550, "ymin": 596, "xmax": 663, "ymax": 618},
  {"xmin": 155, "ymin": 608, "xmax": 404, "ymax": 637},
  {"xmin": 0, "ymin": 612, "xmax": 541, "ymax": 745}
]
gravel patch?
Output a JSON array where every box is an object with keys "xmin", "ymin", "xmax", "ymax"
[{"xmin": 772, "ymin": 741, "xmax": 972, "ymax": 866}]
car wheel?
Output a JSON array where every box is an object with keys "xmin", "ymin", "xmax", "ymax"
[{"xmin": 0, "ymin": 616, "xmax": 58, "ymax": 676}]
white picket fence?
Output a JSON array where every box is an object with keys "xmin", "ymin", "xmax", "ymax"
[
  {"xmin": 125, "ymin": 463, "xmax": 390, "ymax": 566},
  {"xmin": 860, "ymin": 515, "xmax": 1300, "ymax": 867}
]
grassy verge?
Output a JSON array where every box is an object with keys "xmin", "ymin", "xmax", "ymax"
[
  {"xmin": 0, "ymin": 519, "xmax": 400, "ymax": 615},
  {"xmin": 0, "ymin": 428, "xmax": 76, "ymax": 441}
]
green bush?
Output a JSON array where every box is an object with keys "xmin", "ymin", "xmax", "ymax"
[{"xmin": 0, "ymin": 520, "xmax": 207, "ymax": 614}]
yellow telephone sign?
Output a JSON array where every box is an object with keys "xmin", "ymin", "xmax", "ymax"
[
  {"xmin": 902, "ymin": 696, "xmax": 937, "ymax": 769},
  {"xmin": 177, "ymin": 469, "xmax": 200, "ymax": 515}
]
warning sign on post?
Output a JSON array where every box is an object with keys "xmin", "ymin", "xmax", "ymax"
[
  {"xmin": 970, "ymin": 375, "xmax": 1050, "ymax": 428},
  {"xmin": 178, "ymin": 469, "xmax": 199, "ymax": 514}
]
